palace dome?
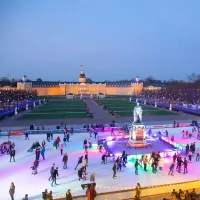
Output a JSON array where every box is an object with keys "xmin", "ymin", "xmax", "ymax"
[{"xmin": 79, "ymin": 70, "xmax": 86, "ymax": 83}]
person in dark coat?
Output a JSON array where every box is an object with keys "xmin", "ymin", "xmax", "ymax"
[
  {"xmin": 51, "ymin": 167, "xmax": 59, "ymax": 187},
  {"xmin": 25, "ymin": 132, "xmax": 29, "ymax": 140},
  {"xmin": 78, "ymin": 167, "xmax": 83, "ymax": 181},
  {"xmin": 62, "ymin": 153, "xmax": 68, "ymax": 169},
  {"xmin": 10, "ymin": 148, "xmax": 15, "ymax": 162},
  {"xmin": 74, "ymin": 156, "xmax": 83, "ymax": 170},
  {"xmin": 101, "ymin": 154, "xmax": 106, "ymax": 164},
  {"xmin": 35, "ymin": 147, "xmax": 41, "ymax": 160},
  {"xmin": 66, "ymin": 189, "xmax": 72, "ymax": 200}
]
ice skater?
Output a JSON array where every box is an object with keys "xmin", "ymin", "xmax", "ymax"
[
  {"xmin": 62, "ymin": 153, "xmax": 68, "ymax": 169},
  {"xmin": 10, "ymin": 147, "xmax": 15, "ymax": 162},
  {"xmin": 112, "ymin": 162, "xmax": 117, "ymax": 178},
  {"xmin": 196, "ymin": 148, "xmax": 200, "ymax": 161},
  {"xmin": 134, "ymin": 159, "xmax": 142, "ymax": 175},
  {"xmin": 51, "ymin": 167, "xmax": 59, "ymax": 187},
  {"xmin": 183, "ymin": 158, "xmax": 188, "ymax": 174},
  {"xmin": 41, "ymin": 147, "xmax": 45, "ymax": 160},
  {"xmin": 25, "ymin": 132, "xmax": 29, "ymax": 140},
  {"xmin": 74, "ymin": 156, "xmax": 83, "ymax": 170},
  {"xmin": 101, "ymin": 153, "xmax": 107, "ymax": 164},
  {"xmin": 168, "ymin": 162, "xmax": 175, "ymax": 176},
  {"xmin": 60, "ymin": 143, "xmax": 64, "ymax": 155},
  {"xmin": 48, "ymin": 164, "xmax": 55, "ymax": 181},
  {"xmin": 35, "ymin": 147, "xmax": 40, "ymax": 160}
]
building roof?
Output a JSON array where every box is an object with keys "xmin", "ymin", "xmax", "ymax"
[{"xmin": 23, "ymin": 80, "xmax": 142, "ymax": 86}]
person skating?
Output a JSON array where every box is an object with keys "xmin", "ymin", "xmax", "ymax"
[
  {"xmin": 118, "ymin": 157, "xmax": 122, "ymax": 171},
  {"xmin": 41, "ymin": 147, "xmax": 45, "ymax": 160},
  {"xmin": 143, "ymin": 155, "xmax": 149, "ymax": 171},
  {"xmin": 10, "ymin": 147, "xmax": 15, "ymax": 162},
  {"xmin": 35, "ymin": 147, "xmax": 41, "ymax": 160},
  {"xmin": 66, "ymin": 189, "xmax": 73, "ymax": 200},
  {"xmin": 84, "ymin": 144, "xmax": 88, "ymax": 154},
  {"xmin": 183, "ymin": 158, "xmax": 188, "ymax": 174},
  {"xmin": 63, "ymin": 136, "xmax": 67, "ymax": 146},
  {"xmin": 9, "ymin": 182, "xmax": 15, "ymax": 200},
  {"xmin": 50, "ymin": 132, "xmax": 53, "ymax": 140},
  {"xmin": 62, "ymin": 153, "xmax": 68, "ymax": 169},
  {"xmin": 74, "ymin": 156, "xmax": 83, "ymax": 170},
  {"xmin": 33, "ymin": 159, "xmax": 39, "ymax": 174},
  {"xmin": 85, "ymin": 152, "xmax": 88, "ymax": 166},
  {"xmin": 94, "ymin": 131, "xmax": 98, "ymax": 139},
  {"xmin": 66, "ymin": 133, "xmax": 70, "ymax": 142},
  {"xmin": 25, "ymin": 132, "xmax": 29, "ymax": 140},
  {"xmin": 186, "ymin": 144, "xmax": 189, "ymax": 155},
  {"xmin": 83, "ymin": 138, "xmax": 87, "ymax": 148},
  {"xmin": 168, "ymin": 162, "xmax": 175, "ymax": 176},
  {"xmin": 101, "ymin": 153, "xmax": 106, "ymax": 164},
  {"xmin": 48, "ymin": 164, "xmax": 55, "ymax": 181},
  {"xmin": 196, "ymin": 148, "xmax": 200, "ymax": 161},
  {"xmin": 78, "ymin": 167, "xmax": 84, "ymax": 181},
  {"xmin": 188, "ymin": 150, "xmax": 192, "ymax": 162},
  {"xmin": 42, "ymin": 140, "xmax": 46, "ymax": 147},
  {"xmin": 112, "ymin": 162, "xmax": 117, "ymax": 178},
  {"xmin": 134, "ymin": 159, "xmax": 142, "ymax": 175},
  {"xmin": 122, "ymin": 150, "xmax": 126, "ymax": 167},
  {"xmin": 56, "ymin": 136, "xmax": 60, "ymax": 147},
  {"xmin": 51, "ymin": 167, "xmax": 59, "ymax": 187},
  {"xmin": 60, "ymin": 143, "xmax": 64, "ymax": 155},
  {"xmin": 177, "ymin": 157, "xmax": 183, "ymax": 173},
  {"xmin": 88, "ymin": 138, "xmax": 92, "ymax": 148},
  {"xmin": 173, "ymin": 153, "xmax": 177, "ymax": 163}
]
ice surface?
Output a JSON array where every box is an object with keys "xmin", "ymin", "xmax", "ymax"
[{"xmin": 0, "ymin": 127, "xmax": 200, "ymax": 200}]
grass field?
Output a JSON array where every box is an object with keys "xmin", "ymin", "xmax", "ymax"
[
  {"xmin": 97, "ymin": 99, "xmax": 178, "ymax": 117},
  {"xmin": 18, "ymin": 100, "xmax": 90, "ymax": 120}
]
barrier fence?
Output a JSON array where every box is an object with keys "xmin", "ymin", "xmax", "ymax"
[{"xmin": 0, "ymin": 123, "xmax": 194, "ymax": 137}]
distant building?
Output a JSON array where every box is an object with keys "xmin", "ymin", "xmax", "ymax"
[{"xmin": 17, "ymin": 70, "xmax": 143, "ymax": 96}]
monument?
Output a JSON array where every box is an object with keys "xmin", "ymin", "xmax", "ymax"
[{"xmin": 128, "ymin": 103, "xmax": 148, "ymax": 148}]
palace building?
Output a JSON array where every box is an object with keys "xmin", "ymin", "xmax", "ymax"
[{"xmin": 17, "ymin": 70, "xmax": 143, "ymax": 96}]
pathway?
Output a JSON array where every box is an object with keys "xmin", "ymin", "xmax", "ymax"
[{"xmin": 84, "ymin": 98, "xmax": 112, "ymax": 120}]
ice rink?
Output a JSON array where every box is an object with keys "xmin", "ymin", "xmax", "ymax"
[{"xmin": 0, "ymin": 126, "xmax": 200, "ymax": 200}]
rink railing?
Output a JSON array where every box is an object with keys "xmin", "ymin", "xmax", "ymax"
[
  {"xmin": 0, "ymin": 127, "xmax": 124, "ymax": 136},
  {"xmin": 160, "ymin": 136, "xmax": 185, "ymax": 150}
]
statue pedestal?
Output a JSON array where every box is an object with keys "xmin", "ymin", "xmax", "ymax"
[{"xmin": 128, "ymin": 122, "xmax": 147, "ymax": 148}]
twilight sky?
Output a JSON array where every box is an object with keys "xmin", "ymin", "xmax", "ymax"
[{"xmin": 0, "ymin": 0, "xmax": 200, "ymax": 82}]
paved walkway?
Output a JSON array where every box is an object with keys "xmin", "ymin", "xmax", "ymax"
[{"xmin": 84, "ymin": 98, "xmax": 112, "ymax": 120}]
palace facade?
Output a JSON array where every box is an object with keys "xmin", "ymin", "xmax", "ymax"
[{"xmin": 17, "ymin": 70, "xmax": 143, "ymax": 96}]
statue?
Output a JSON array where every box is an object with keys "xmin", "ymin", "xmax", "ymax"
[{"xmin": 133, "ymin": 103, "xmax": 143, "ymax": 123}]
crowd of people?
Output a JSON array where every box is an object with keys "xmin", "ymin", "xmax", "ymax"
[
  {"xmin": 142, "ymin": 88, "xmax": 200, "ymax": 105},
  {"xmin": 0, "ymin": 89, "xmax": 37, "ymax": 112}
]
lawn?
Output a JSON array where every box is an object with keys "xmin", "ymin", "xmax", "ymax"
[
  {"xmin": 97, "ymin": 99, "xmax": 178, "ymax": 117},
  {"xmin": 18, "ymin": 100, "xmax": 90, "ymax": 120}
]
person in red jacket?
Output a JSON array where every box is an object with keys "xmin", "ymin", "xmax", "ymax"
[{"xmin": 56, "ymin": 136, "xmax": 60, "ymax": 147}]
